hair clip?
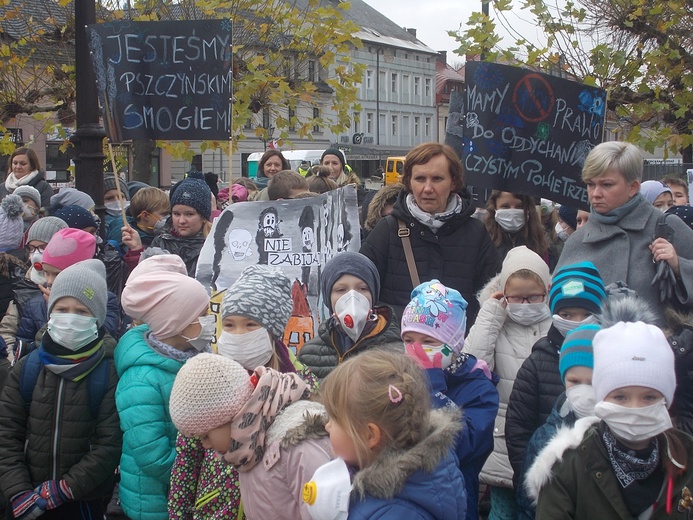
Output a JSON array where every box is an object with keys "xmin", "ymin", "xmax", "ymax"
[{"xmin": 388, "ymin": 384, "xmax": 403, "ymax": 404}]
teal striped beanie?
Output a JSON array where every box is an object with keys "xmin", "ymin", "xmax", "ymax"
[
  {"xmin": 559, "ymin": 323, "xmax": 600, "ymax": 383},
  {"xmin": 549, "ymin": 261, "xmax": 606, "ymax": 315}
]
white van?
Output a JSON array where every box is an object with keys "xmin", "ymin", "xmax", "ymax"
[{"xmin": 247, "ymin": 149, "xmax": 326, "ymax": 178}]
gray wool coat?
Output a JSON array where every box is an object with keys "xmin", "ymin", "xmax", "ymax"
[{"xmin": 556, "ymin": 197, "xmax": 693, "ymax": 325}]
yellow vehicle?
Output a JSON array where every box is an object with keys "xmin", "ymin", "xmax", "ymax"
[{"xmin": 385, "ymin": 156, "xmax": 405, "ymax": 185}]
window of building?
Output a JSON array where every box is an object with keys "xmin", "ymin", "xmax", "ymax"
[
  {"xmin": 353, "ymin": 112, "xmax": 360, "ymax": 133},
  {"xmin": 365, "ymin": 69, "xmax": 373, "ymax": 89},
  {"xmin": 414, "ymin": 116, "xmax": 420, "ymax": 136},
  {"xmin": 391, "ymin": 73, "xmax": 398, "ymax": 93},
  {"xmin": 308, "ymin": 60, "xmax": 316, "ymax": 82},
  {"xmin": 288, "ymin": 107, "xmax": 296, "ymax": 131},
  {"xmin": 366, "ymin": 112, "xmax": 374, "ymax": 134},
  {"xmin": 425, "ymin": 78, "xmax": 431, "ymax": 97},
  {"xmin": 313, "ymin": 107, "xmax": 320, "ymax": 133},
  {"xmin": 391, "ymin": 115, "xmax": 398, "ymax": 136},
  {"xmin": 414, "ymin": 77, "xmax": 421, "ymax": 96},
  {"xmin": 425, "ymin": 117, "xmax": 431, "ymax": 136}
]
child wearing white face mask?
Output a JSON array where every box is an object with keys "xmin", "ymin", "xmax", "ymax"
[
  {"xmin": 168, "ymin": 264, "xmax": 318, "ymax": 520},
  {"xmin": 297, "ymin": 252, "xmax": 403, "ymax": 379},
  {"xmin": 463, "ymin": 245, "xmax": 552, "ymax": 520},
  {"xmin": 516, "ymin": 323, "xmax": 599, "ymax": 520},
  {"xmin": 116, "ymin": 255, "xmax": 213, "ymax": 520},
  {"xmin": 0, "ymin": 259, "xmax": 121, "ymax": 520},
  {"xmin": 505, "ymin": 261, "xmax": 606, "ymax": 491},
  {"xmin": 531, "ymin": 318, "xmax": 693, "ymax": 519},
  {"xmin": 401, "ymin": 279, "xmax": 499, "ymax": 520}
]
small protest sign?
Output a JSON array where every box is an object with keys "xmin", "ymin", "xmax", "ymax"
[
  {"xmin": 196, "ymin": 186, "xmax": 360, "ymax": 354},
  {"xmin": 87, "ymin": 20, "xmax": 232, "ymax": 141},
  {"xmin": 452, "ymin": 62, "xmax": 606, "ymax": 209}
]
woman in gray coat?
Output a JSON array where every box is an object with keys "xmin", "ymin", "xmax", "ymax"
[{"xmin": 556, "ymin": 141, "xmax": 693, "ymax": 325}]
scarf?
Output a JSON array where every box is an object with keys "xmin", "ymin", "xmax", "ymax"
[
  {"xmin": 602, "ymin": 428, "xmax": 660, "ymax": 488},
  {"xmin": 146, "ymin": 331, "xmax": 206, "ymax": 361},
  {"xmin": 39, "ymin": 335, "xmax": 105, "ymax": 382},
  {"xmin": 5, "ymin": 170, "xmax": 40, "ymax": 192},
  {"xmin": 406, "ymin": 193, "xmax": 463, "ymax": 232},
  {"xmin": 223, "ymin": 367, "xmax": 310, "ymax": 472},
  {"xmin": 590, "ymin": 193, "xmax": 643, "ymax": 225}
]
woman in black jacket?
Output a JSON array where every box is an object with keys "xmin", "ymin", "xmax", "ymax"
[
  {"xmin": 360, "ymin": 142, "xmax": 500, "ymax": 329},
  {"xmin": 0, "ymin": 148, "xmax": 54, "ymax": 208}
]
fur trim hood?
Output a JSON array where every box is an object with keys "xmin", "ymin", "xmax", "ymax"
[
  {"xmin": 352, "ymin": 407, "xmax": 462, "ymax": 500},
  {"xmin": 476, "ymin": 273, "xmax": 502, "ymax": 306},
  {"xmin": 365, "ymin": 183, "xmax": 405, "ymax": 231},
  {"xmin": 525, "ymin": 416, "xmax": 599, "ymax": 504},
  {"xmin": 265, "ymin": 400, "xmax": 328, "ymax": 448}
]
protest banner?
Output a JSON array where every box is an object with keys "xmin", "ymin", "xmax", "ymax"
[
  {"xmin": 87, "ymin": 20, "xmax": 232, "ymax": 141},
  {"xmin": 450, "ymin": 62, "xmax": 606, "ymax": 209},
  {"xmin": 196, "ymin": 185, "xmax": 360, "ymax": 354}
]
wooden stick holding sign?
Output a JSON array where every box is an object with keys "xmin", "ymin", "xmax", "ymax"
[{"xmin": 106, "ymin": 141, "xmax": 130, "ymax": 229}]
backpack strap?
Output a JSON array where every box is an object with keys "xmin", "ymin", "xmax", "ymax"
[
  {"xmin": 87, "ymin": 358, "xmax": 111, "ymax": 419},
  {"xmin": 19, "ymin": 349, "xmax": 42, "ymax": 416},
  {"xmin": 397, "ymin": 219, "xmax": 420, "ymax": 287},
  {"xmin": 19, "ymin": 349, "xmax": 110, "ymax": 419}
]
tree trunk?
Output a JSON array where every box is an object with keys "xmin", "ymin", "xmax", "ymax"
[{"xmin": 131, "ymin": 139, "xmax": 156, "ymax": 185}]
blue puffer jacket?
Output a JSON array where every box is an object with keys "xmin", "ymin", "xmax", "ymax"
[
  {"xmin": 348, "ymin": 408, "xmax": 467, "ymax": 520},
  {"xmin": 426, "ymin": 353, "xmax": 500, "ymax": 520},
  {"xmin": 115, "ymin": 325, "xmax": 186, "ymax": 520},
  {"xmin": 15, "ymin": 291, "xmax": 122, "ymax": 352},
  {"xmin": 516, "ymin": 392, "xmax": 577, "ymax": 520}
]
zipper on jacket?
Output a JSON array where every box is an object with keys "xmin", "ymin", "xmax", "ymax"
[{"xmin": 51, "ymin": 377, "xmax": 65, "ymax": 480}]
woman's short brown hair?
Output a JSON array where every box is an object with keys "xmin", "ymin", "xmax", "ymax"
[{"xmin": 401, "ymin": 143, "xmax": 464, "ymax": 193}]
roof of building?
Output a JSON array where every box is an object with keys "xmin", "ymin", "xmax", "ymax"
[{"xmin": 436, "ymin": 59, "xmax": 465, "ymax": 94}]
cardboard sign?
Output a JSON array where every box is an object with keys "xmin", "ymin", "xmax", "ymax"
[
  {"xmin": 196, "ymin": 186, "xmax": 360, "ymax": 354},
  {"xmin": 87, "ymin": 20, "xmax": 232, "ymax": 141},
  {"xmin": 451, "ymin": 62, "xmax": 606, "ymax": 209}
]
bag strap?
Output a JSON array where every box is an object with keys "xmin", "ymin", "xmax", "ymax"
[
  {"xmin": 87, "ymin": 358, "xmax": 111, "ymax": 419},
  {"xmin": 397, "ymin": 219, "xmax": 420, "ymax": 287}
]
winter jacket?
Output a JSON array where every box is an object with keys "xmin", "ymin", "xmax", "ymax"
[
  {"xmin": 556, "ymin": 197, "xmax": 693, "ymax": 326},
  {"xmin": 528, "ymin": 418, "xmax": 693, "ymax": 520},
  {"xmin": 360, "ymin": 188, "xmax": 500, "ymax": 328},
  {"xmin": 515, "ymin": 393, "xmax": 576, "ymax": 520},
  {"xmin": 425, "ymin": 353, "xmax": 500, "ymax": 520},
  {"xmin": 115, "ymin": 324, "xmax": 188, "ymax": 520},
  {"xmin": 238, "ymin": 400, "xmax": 332, "ymax": 520},
  {"xmin": 349, "ymin": 407, "xmax": 467, "ymax": 520},
  {"xmin": 167, "ymin": 349, "xmax": 319, "ymax": 520},
  {"xmin": 505, "ymin": 325, "xmax": 565, "ymax": 484},
  {"xmin": 15, "ymin": 290, "xmax": 122, "ymax": 352},
  {"xmin": 150, "ymin": 231, "xmax": 206, "ymax": 277},
  {"xmin": 0, "ymin": 171, "xmax": 54, "ymax": 207},
  {"xmin": 297, "ymin": 305, "xmax": 403, "ymax": 379},
  {"xmin": 462, "ymin": 275, "xmax": 552, "ymax": 489},
  {"xmin": 0, "ymin": 332, "xmax": 121, "ymax": 502},
  {"xmin": 666, "ymin": 309, "xmax": 693, "ymax": 437}
]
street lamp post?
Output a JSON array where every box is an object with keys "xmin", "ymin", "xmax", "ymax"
[{"xmin": 71, "ymin": 0, "xmax": 106, "ymax": 220}]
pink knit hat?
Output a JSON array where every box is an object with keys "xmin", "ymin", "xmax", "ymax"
[
  {"xmin": 169, "ymin": 353, "xmax": 254, "ymax": 437},
  {"xmin": 42, "ymin": 228, "xmax": 96, "ymax": 272},
  {"xmin": 127, "ymin": 254, "xmax": 188, "ymax": 281},
  {"xmin": 121, "ymin": 271, "xmax": 210, "ymax": 339}
]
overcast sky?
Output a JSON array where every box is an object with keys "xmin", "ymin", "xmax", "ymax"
[{"xmin": 362, "ymin": 0, "xmax": 543, "ymax": 65}]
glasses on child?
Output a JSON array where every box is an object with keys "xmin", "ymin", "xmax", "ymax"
[
  {"xmin": 504, "ymin": 294, "xmax": 546, "ymax": 304},
  {"xmin": 25, "ymin": 245, "xmax": 46, "ymax": 254}
]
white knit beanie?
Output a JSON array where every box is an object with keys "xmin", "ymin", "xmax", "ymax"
[
  {"xmin": 593, "ymin": 321, "xmax": 675, "ymax": 407},
  {"xmin": 499, "ymin": 245, "xmax": 551, "ymax": 291},
  {"xmin": 169, "ymin": 353, "xmax": 254, "ymax": 437}
]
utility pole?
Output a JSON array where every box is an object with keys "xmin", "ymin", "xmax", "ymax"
[{"xmin": 71, "ymin": 0, "xmax": 106, "ymax": 225}]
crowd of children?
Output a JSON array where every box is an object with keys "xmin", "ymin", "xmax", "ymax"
[{"xmin": 0, "ymin": 142, "xmax": 692, "ymax": 520}]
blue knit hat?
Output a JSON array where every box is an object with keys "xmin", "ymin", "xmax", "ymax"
[
  {"xmin": 321, "ymin": 252, "xmax": 380, "ymax": 313},
  {"xmin": 559, "ymin": 323, "xmax": 600, "ymax": 383},
  {"xmin": 549, "ymin": 261, "xmax": 606, "ymax": 316},
  {"xmin": 54, "ymin": 205, "xmax": 98, "ymax": 231},
  {"xmin": 170, "ymin": 179, "xmax": 212, "ymax": 221},
  {"xmin": 558, "ymin": 205, "xmax": 577, "ymax": 230}
]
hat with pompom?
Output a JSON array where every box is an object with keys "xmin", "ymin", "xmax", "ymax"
[
  {"xmin": 169, "ymin": 353, "xmax": 254, "ymax": 437},
  {"xmin": 0, "ymin": 194, "xmax": 26, "ymax": 252}
]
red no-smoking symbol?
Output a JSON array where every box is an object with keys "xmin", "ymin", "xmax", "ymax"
[{"xmin": 512, "ymin": 73, "xmax": 555, "ymax": 123}]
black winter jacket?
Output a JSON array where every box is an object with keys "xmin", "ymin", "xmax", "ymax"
[
  {"xmin": 670, "ymin": 326, "xmax": 693, "ymax": 436},
  {"xmin": 360, "ymin": 189, "xmax": 500, "ymax": 328},
  {"xmin": 150, "ymin": 231, "xmax": 206, "ymax": 277},
  {"xmin": 505, "ymin": 324, "xmax": 565, "ymax": 483},
  {"xmin": 0, "ymin": 332, "xmax": 121, "ymax": 501},
  {"xmin": 0, "ymin": 171, "xmax": 54, "ymax": 208},
  {"xmin": 297, "ymin": 306, "xmax": 402, "ymax": 379}
]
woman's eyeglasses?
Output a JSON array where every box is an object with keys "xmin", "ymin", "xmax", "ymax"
[
  {"xmin": 25, "ymin": 245, "xmax": 45, "ymax": 254},
  {"xmin": 504, "ymin": 294, "xmax": 546, "ymax": 304}
]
